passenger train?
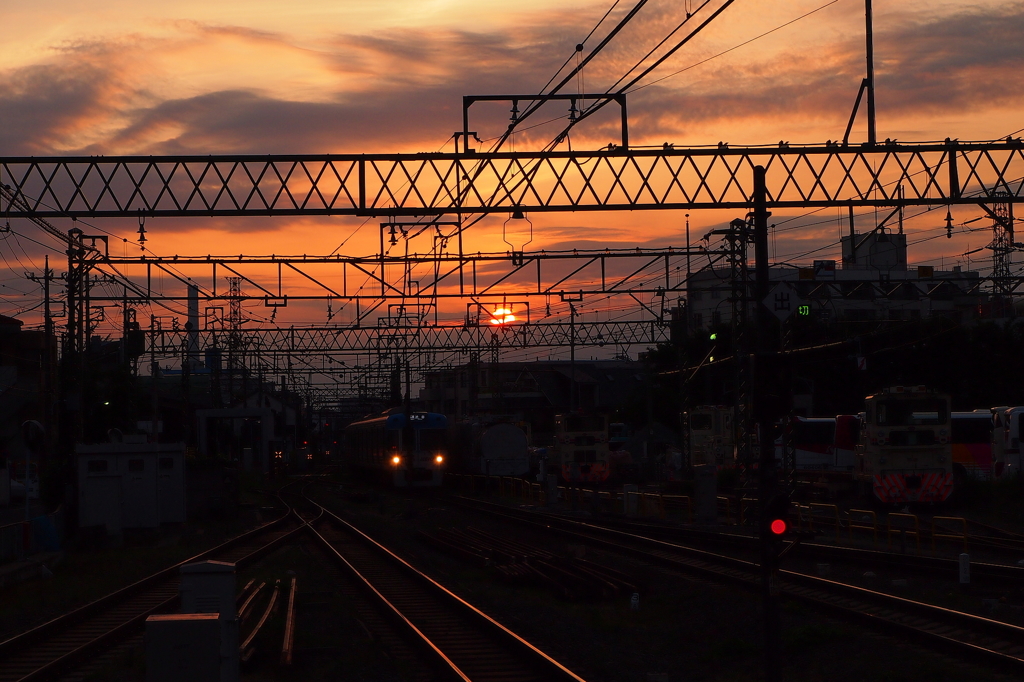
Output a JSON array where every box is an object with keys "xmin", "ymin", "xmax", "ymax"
[{"xmin": 344, "ymin": 411, "xmax": 447, "ymax": 486}]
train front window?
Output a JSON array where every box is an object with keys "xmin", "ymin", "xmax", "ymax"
[
  {"xmin": 876, "ymin": 399, "xmax": 946, "ymax": 426},
  {"xmin": 690, "ymin": 414, "xmax": 713, "ymax": 431},
  {"xmin": 574, "ymin": 449, "xmax": 597, "ymax": 463},
  {"xmin": 418, "ymin": 429, "xmax": 446, "ymax": 452}
]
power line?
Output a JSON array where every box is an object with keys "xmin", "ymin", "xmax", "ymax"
[{"xmin": 628, "ymin": 0, "xmax": 844, "ymax": 94}]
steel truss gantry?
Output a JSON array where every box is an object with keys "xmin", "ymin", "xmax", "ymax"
[
  {"xmin": 147, "ymin": 319, "xmax": 667, "ymax": 359},
  {"xmin": 2, "ymin": 140, "xmax": 1022, "ymax": 218},
  {"xmin": 80, "ymin": 247, "xmax": 712, "ymax": 312},
  {"xmin": 152, "ymin": 320, "xmax": 667, "ymax": 407}
]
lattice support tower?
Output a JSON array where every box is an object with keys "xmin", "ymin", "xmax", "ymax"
[{"xmin": 990, "ymin": 193, "xmax": 1015, "ymax": 298}]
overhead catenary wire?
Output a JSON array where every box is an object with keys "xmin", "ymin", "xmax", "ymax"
[
  {"xmin": 628, "ymin": 0, "xmax": 844, "ymax": 94},
  {"xmin": 486, "ymin": 0, "xmax": 653, "ymax": 155},
  {"xmin": 541, "ymin": 0, "xmax": 739, "ymax": 151}
]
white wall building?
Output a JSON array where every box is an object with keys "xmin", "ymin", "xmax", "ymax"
[
  {"xmin": 686, "ymin": 231, "xmax": 985, "ymax": 329},
  {"xmin": 77, "ymin": 442, "xmax": 186, "ymax": 535}
]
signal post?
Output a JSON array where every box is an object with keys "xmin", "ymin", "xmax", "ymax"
[{"xmin": 752, "ymin": 165, "xmax": 788, "ymax": 682}]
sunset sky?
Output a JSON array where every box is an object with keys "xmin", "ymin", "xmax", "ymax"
[{"xmin": 1, "ymin": 0, "xmax": 1022, "ymax": 337}]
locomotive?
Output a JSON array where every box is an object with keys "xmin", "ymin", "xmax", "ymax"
[{"xmin": 855, "ymin": 386, "xmax": 953, "ymax": 504}]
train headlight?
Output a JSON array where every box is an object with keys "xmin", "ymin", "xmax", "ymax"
[
  {"xmin": 391, "ymin": 455, "xmax": 401, "ymax": 466},
  {"xmin": 435, "ymin": 455, "xmax": 444, "ymax": 464}
]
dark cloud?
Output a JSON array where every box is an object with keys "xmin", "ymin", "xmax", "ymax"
[
  {"xmin": 624, "ymin": 3, "xmax": 1024, "ymax": 140},
  {"xmin": 0, "ymin": 61, "xmax": 119, "ymax": 154}
]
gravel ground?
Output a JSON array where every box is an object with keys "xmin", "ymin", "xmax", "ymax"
[{"xmin": 8, "ymin": 475, "xmax": 1020, "ymax": 681}]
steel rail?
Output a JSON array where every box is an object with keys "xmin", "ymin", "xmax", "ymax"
[
  {"xmin": 543, "ymin": 510, "xmax": 1024, "ymax": 584},
  {"xmin": 280, "ymin": 577, "xmax": 297, "ymax": 665},
  {"xmin": 0, "ymin": 502, "xmax": 300, "ymax": 682},
  {"xmin": 452, "ymin": 496, "xmax": 1024, "ymax": 673},
  {"xmin": 304, "ymin": 493, "xmax": 587, "ymax": 682}
]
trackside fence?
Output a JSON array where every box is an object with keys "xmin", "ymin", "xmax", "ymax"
[
  {"xmin": 0, "ymin": 506, "xmax": 63, "ymax": 566},
  {"xmin": 444, "ymin": 474, "xmax": 977, "ymax": 555}
]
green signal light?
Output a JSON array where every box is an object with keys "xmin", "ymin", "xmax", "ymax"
[
  {"xmin": 797, "ymin": 305, "xmax": 810, "ymax": 316},
  {"xmin": 709, "ymin": 333, "xmax": 718, "ymax": 340}
]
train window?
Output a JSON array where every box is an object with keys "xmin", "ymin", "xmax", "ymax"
[
  {"xmin": 793, "ymin": 421, "xmax": 835, "ymax": 445},
  {"xmin": 128, "ymin": 459, "xmax": 144, "ymax": 472},
  {"xmin": 952, "ymin": 417, "xmax": 991, "ymax": 444},
  {"xmin": 889, "ymin": 430, "xmax": 936, "ymax": 446},
  {"xmin": 87, "ymin": 460, "xmax": 108, "ymax": 473},
  {"xmin": 876, "ymin": 399, "xmax": 946, "ymax": 426}
]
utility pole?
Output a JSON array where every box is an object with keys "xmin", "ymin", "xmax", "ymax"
[
  {"xmin": 28, "ymin": 258, "xmax": 55, "ymax": 446},
  {"xmin": 569, "ymin": 302, "xmax": 576, "ymax": 412},
  {"xmin": 403, "ymin": 355, "xmax": 413, "ymax": 485},
  {"xmin": 150, "ymin": 315, "xmax": 160, "ymax": 443},
  {"xmin": 43, "ymin": 257, "xmax": 53, "ymax": 446},
  {"xmin": 865, "ymin": 0, "xmax": 876, "ymax": 145}
]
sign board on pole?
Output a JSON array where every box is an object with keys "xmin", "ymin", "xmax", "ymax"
[{"xmin": 762, "ymin": 284, "xmax": 807, "ymax": 322}]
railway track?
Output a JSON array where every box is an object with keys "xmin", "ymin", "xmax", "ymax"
[
  {"xmin": 302, "ymin": 492, "xmax": 587, "ymax": 682},
  {"xmin": 0, "ymin": 508, "xmax": 302, "ymax": 682},
  {"xmin": 537, "ymin": 505, "xmax": 1024, "ymax": 584},
  {"xmin": 450, "ymin": 495, "xmax": 1024, "ymax": 674}
]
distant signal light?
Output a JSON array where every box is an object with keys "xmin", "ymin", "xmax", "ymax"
[{"xmin": 770, "ymin": 518, "xmax": 787, "ymax": 535}]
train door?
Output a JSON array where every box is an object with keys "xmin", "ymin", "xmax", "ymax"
[
  {"xmin": 992, "ymin": 408, "xmax": 1008, "ymax": 477},
  {"xmin": 834, "ymin": 415, "xmax": 861, "ymax": 470},
  {"xmin": 1005, "ymin": 408, "xmax": 1024, "ymax": 477}
]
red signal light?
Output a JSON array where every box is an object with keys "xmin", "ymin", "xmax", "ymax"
[{"xmin": 770, "ymin": 518, "xmax": 787, "ymax": 535}]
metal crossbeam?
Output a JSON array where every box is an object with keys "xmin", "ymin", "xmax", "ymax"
[
  {"xmin": 3, "ymin": 141, "xmax": 1022, "ymax": 217},
  {"xmin": 82, "ymin": 248, "xmax": 707, "ymax": 307},
  {"xmin": 148, "ymin": 319, "xmax": 666, "ymax": 355}
]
